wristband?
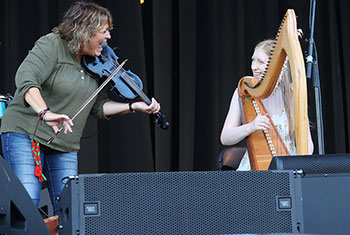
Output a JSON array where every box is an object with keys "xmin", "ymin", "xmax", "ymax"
[
  {"xmin": 129, "ymin": 103, "xmax": 135, "ymax": 113},
  {"xmin": 38, "ymin": 107, "xmax": 50, "ymax": 120}
]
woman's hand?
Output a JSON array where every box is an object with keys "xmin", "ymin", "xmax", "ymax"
[
  {"xmin": 250, "ymin": 114, "xmax": 270, "ymax": 133},
  {"xmin": 132, "ymin": 98, "xmax": 160, "ymax": 114},
  {"xmin": 43, "ymin": 111, "xmax": 74, "ymax": 134},
  {"xmin": 23, "ymin": 87, "xmax": 74, "ymax": 134}
]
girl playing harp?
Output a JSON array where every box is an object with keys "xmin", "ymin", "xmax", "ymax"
[{"xmin": 220, "ymin": 39, "xmax": 313, "ymax": 171}]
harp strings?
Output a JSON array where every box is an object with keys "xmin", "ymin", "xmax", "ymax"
[{"xmin": 261, "ymin": 58, "xmax": 296, "ymax": 155}]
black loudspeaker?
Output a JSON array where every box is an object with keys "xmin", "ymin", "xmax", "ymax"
[
  {"xmin": 59, "ymin": 171, "xmax": 303, "ymax": 234},
  {"xmin": 0, "ymin": 156, "xmax": 50, "ymax": 235},
  {"xmin": 269, "ymin": 153, "xmax": 350, "ymax": 174},
  {"xmin": 269, "ymin": 154, "xmax": 350, "ymax": 235}
]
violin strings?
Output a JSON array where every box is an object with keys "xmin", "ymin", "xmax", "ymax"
[{"xmin": 101, "ymin": 57, "xmax": 151, "ymax": 103}]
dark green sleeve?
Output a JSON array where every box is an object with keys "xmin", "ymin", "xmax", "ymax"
[
  {"xmin": 90, "ymin": 86, "xmax": 112, "ymax": 120},
  {"xmin": 15, "ymin": 34, "xmax": 58, "ymax": 106}
]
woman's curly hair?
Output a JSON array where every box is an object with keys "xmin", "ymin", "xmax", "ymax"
[{"xmin": 52, "ymin": 1, "xmax": 113, "ymax": 54}]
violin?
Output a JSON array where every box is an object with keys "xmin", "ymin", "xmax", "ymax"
[{"xmin": 81, "ymin": 43, "xmax": 169, "ymax": 129}]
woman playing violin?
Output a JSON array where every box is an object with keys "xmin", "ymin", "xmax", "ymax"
[{"xmin": 0, "ymin": 1, "xmax": 160, "ymax": 215}]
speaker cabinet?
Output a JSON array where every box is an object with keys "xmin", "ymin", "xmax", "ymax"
[
  {"xmin": 269, "ymin": 154, "xmax": 350, "ymax": 234},
  {"xmin": 59, "ymin": 171, "xmax": 303, "ymax": 234},
  {"xmin": 0, "ymin": 156, "xmax": 49, "ymax": 235},
  {"xmin": 269, "ymin": 154, "xmax": 350, "ymax": 174}
]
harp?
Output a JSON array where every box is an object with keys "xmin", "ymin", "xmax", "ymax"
[{"xmin": 238, "ymin": 9, "xmax": 308, "ymax": 170}]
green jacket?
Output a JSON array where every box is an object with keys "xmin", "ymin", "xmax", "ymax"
[{"xmin": 1, "ymin": 33, "xmax": 110, "ymax": 152}]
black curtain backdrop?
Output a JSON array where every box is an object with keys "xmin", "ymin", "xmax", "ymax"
[{"xmin": 0, "ymin": 0, "xmax": 349, "ymax": 174}]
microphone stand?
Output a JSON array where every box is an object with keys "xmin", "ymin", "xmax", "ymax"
[{"xmin": 306, "ymin": 0, "xmax": 325, "ymax": 154}]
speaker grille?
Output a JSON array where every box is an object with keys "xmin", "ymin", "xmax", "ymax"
[
  {"xmin": 269, "ymin": 154, "xmax": 350, "ymax": 174},
  {"xmin": 81, "ymin": 171, "xmax": 294, "ymax": 234}
]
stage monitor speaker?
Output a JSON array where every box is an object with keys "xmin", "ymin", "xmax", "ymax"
[
  {"xmin": 269, "ymin": 154, "xmax": 350, "ymax": 234},
  {"xmin": 0, "ymin": 156, "xmax": 50, "ymax": 235},
  {"xmin": 268, "ymin": 153, "xmax": 350, "ymax": 174},
  {"xmin": 58, "ymin": 170, "xmax": 303, "ymax": 234}
]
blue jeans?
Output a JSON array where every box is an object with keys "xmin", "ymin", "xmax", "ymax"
[{"xmin": 1, "ymin": 132, "xmax": 78, "ymax": 215}]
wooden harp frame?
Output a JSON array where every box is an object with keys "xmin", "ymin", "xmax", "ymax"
[{"xmin": 238, "ymin": 9, "xmax": 308, "ymax": 170}]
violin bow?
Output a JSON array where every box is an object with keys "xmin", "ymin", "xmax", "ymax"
[{"xmin": 47, "ymin": 59, "xmax": 128, "ymax": 144}]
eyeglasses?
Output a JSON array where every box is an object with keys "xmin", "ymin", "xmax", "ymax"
[
  {"xmin": 99, "ymin": 30, "xmax": 110, "ymax": 35},
  {"xmin": 99, "ymin": 28, "xmax": 113, "ymax": 35}
]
